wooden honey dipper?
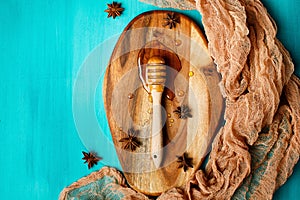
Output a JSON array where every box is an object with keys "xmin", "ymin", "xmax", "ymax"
[{"xmin": 145, "ymin": 56, "xmax": 166, "ymax": 168}]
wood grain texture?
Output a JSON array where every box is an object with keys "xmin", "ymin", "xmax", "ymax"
[{"xmin": 103, "ymin": 10, "xmax": 224, "ymax": 196}]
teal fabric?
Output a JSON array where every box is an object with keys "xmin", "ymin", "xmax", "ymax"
[
  {"xmin": 66, "ymin": 176, "xmax": 124, "ymax": 200},
  {"xmin": 0, "ymin": 0, "xmax": 299, "ymax": 199},
  {"xmin": 232, "ymin": 113, "xmax": 294, "ymax": 199}
]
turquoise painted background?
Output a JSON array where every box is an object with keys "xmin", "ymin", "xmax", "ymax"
[{"xmin": 0, "ymin": 0, "xmax": 299, "ymax": 199}]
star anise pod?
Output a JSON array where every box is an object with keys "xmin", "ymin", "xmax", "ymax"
[
  {"xmin": 104, "ymin": 2, "xmax": 124, "ymax": 19},
  {"xmin": 177, "ymin": 152, "xmax": 193, "ymax": 172},
  {"xmin": 119, "ymin": 128, "xmax": 141, "ymax": 151},
  {"xmin": 174, "ymin": 105, "xmax": 192, "ymax": 119},
  {"xmin": 163, "ymin": 12, "xmax": 180, "ymax": 29},
  {"xmin": 82, "ymin": 151, "xmax": 101, "ymax": 169}
]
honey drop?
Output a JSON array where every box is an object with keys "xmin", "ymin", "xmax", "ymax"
[
  {"xmin": 128, "ymin": 93, "xmax": 134, "ymax": 99},
  {"xmin": 175, "ymin": 39, "xmax": 182, "ymax": 46},
  {"xmin": 148, "ymin": 95, "xmax": 153, "ymax": 103},
  {"xmin": 177, "ymin": 90, "xmax": 185, "ymax": 97}
]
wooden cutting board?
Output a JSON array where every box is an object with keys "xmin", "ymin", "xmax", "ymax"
[{"xmin": 103, "ymin": 10, "xmax": 224, "ymax": 196}]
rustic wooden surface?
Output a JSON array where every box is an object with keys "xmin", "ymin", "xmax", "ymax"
[
  {"xmin": 0, "ymin": 0, "xmax": 299, "ymax": 199},
  {"xmin": 103, "ymin": 10, "xmax": 224, "ymax": 195}
]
